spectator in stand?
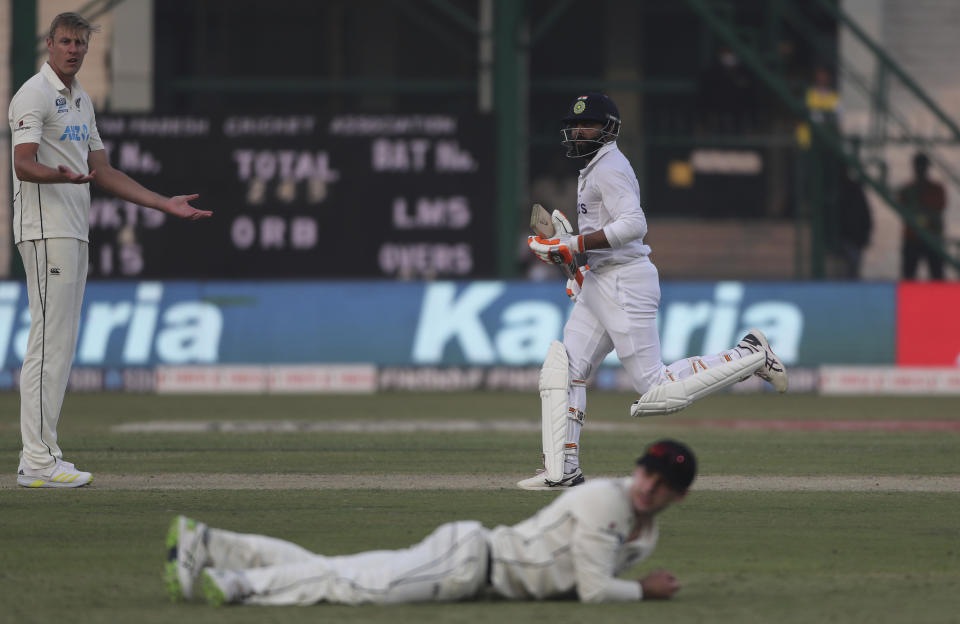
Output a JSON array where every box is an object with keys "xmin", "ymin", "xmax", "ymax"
[
  {"xmin": 835, "ymin": 169, "xmax": 873, "ymax": 279},
  {"xmin": 898, "ymin": 152, "xmax": 946, "ymax": 280}
]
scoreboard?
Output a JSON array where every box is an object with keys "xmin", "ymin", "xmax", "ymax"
[{"xmin": 90, "ymin": 113, "xmax": 496, "ymax": 279}]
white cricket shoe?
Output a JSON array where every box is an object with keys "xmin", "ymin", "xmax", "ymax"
[
  {"xmin": 17, "ymin": 458, "xmax": 92, "ymax": 488},
  {"xmin": 201, "ymin": 568, "xmax": 250, "ymax": 606},
  {"xmin": 738, "ymin": 328, "xmax": 788, "ymax": 393},
  {"xmin": 18, "ymin": 456, "xmax": 79, "ymax": 472},
  {"xmin": 517, "ymin": 467, "xmax": 585, "ymax": 490},
  {"xmin": 164, "ymin": 515, "xmax": 210, "ymax": 601}
]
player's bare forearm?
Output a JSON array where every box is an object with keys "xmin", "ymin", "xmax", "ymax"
[
  {"xmin": 581, "ymin": 229, "xmax": 610, "ymax": 251},
  {"xmin": 91, "ymin": 165, "xmax": 211, "ymax": 220},
  {"xmin": 88, "ymin": 149, "xmax": 167, "ymax": 212},
  {"xmin": 13, "ymin": 144, "xmax": 93, "ymax": 184},
  {"xmin": 15, "ymin": 159, "xmax": 77, "ymax": 183},
  {"xmin": 92, "ymin": 165, "xmax": 167, "ymax": 209}
]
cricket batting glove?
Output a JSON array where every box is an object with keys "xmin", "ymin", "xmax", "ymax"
[
  {"xmin": 528, "ymin": 233, "xmax": 585, "ymax": 265},
  {"xmin": 551, "ymin": 210, "xmax": 574, "ymax": 237},
  {"xmin": 565, "ymin": 265, "xmax": 590, "ymax": 301}
]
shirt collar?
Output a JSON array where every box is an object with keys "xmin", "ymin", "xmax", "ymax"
[
  {"xmin": 41, "ymin": 61, "xmax": 78, "ymax": 94},
  {"xmin": 579, "ymin": 141, "xmax": 618, "ymax": 175}
]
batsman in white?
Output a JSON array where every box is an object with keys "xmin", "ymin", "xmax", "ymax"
[
  {"xmin": 9, "ymin": 12, "xmax": 212, "ymax": 488},
  {"xmin": 165, "ymin": 439, "xmax": 698, "ymax": 606},
  {"xmin": 521, "ymin": 92, "xmax": 787, "ymax": 490}
]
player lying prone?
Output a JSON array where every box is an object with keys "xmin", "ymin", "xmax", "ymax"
[{"xmin": 165, "ymin": 439, "xmax": 697, "ymax": 606}]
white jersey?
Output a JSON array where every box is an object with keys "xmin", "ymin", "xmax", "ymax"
[
  {"xmin": 488, "ymin": 478, "xmax": 658, "ymax": 602},
  {"xmin": 575, "ymin": 142, "xmax": 650, "ymax": 271},
  {"xmin": 9, "ymin": 62, "xmax": 103, "ymax": 243}
]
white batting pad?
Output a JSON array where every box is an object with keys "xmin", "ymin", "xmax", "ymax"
[
  {"xmin": 539, "ymin": 341, "xmax": 570, "ymax": 482},
  {"xmin": 630, "ymin": 350, "xmax": 764, "ymax": 417}
]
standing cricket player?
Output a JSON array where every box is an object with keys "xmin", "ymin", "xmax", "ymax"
[
  {"xmin": 521, "ymin": 92, "xmax": 787, "ymax": 490},
  {"xmin": 165, "ymin": 439, "xmax": 698, "ymax": 606},
  {"xmin": 9, "ymin": 12, "xmax": 212, "ymax": 488}
]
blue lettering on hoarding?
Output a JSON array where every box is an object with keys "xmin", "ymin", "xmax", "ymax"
[
  {"xmin": 657, "ymin": 282, "xmax": 803, "ymax": 364},
  {"xmin": 412, "ymin": 282, "xmax": 504, "ymax": 363},
  {"xmin": 495, "ymin": 301, "xmax": 562, "ymax": 364},
  {"xmin": 0, "ymin": 282, "xmax": 222, "ymax": 367},
  {"xmin": 411, "ymin": 283, "xmax": 564, "ymax": 365},
  {"xmin": 411, "ymin": 281, "xmax": 807, "ymax": 367},
  {"xmin": 410, "ymin": 281, "xmax": 892, "ymax": 367}
]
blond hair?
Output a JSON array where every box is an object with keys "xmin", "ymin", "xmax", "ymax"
[{"xmin": 47, "ymin": 12, "xmax": 101, "ymax": 42}]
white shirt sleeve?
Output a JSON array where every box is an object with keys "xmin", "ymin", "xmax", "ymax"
[
  {"xmin": 598, "ymin": 166, "xmax": 647, "ymax": 248},
  {"xmin": 571, "ymin": 523, "xmax": 643, "ymax": 602},
  {"xmin": 9, "ymin": 86, "xmax": 46, "ymax": 147},
  {"xmin": 568, "ymin": 481, "xmax": 643, "ymax": 603}
]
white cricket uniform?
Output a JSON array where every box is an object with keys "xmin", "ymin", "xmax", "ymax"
[
  {"xmin": 9, "ymin": 62, "xmax": 102, "ymax": 470},
  {"xmin": 10, "ymin": 62, "xmax": 102, "ymax": 242},
  {"xmin": 488, "ymin": 477, "xmax": 655, "ymax": 602},
  {"xmin": 206, "ymin": 520, "xmax": 491, "ymax": 606},
  {"xmin": 203, "ymin": 478, "xmax": 657, "ymax": 605},
  {"xmin": 564, "ymin": 142, "xmax": 745, "ymax": 408}
]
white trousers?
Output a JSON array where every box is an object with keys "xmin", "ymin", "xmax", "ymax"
[
  {"xmin": 564, "ymin": 257, "xmax": 744, "ymax": 414},
  {"xmin": 208, "ymin": 520, "xmax": 490, "ymax": 606},
  {"xmin": 18, "ymin": 238, "xmax": 88, "ymax": 470}
]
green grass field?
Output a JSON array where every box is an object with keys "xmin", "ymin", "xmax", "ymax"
[{"xmin": 2, "ymin": 392, "xmax": 958, "ymax": 624}]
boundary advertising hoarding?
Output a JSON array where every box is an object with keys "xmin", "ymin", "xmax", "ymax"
[{"xmin": 0, "ymin": 280, "xmax": 895, "ymax": 370}]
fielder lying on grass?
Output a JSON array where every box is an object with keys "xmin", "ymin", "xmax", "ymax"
[{"xmin": 164, "ymin": 439, "xmax": 697, "ymax": 606}]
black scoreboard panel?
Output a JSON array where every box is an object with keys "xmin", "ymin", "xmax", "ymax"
[{"xmin": 90, "ymin": 113, "xmax": 495, "ymax": 279}]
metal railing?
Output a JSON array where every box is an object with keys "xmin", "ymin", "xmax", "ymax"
[{"xmin": 685, "ymin": 0, "xmax": 960, "ymax": 276}]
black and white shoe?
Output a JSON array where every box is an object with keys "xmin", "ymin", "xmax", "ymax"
[
  {"xmin": 738, "ymin": 329, "xmax": 788, "ymax": 393},
  {"xmin": 517, "ymin": 467, "xmax": 585, "ymax": 490}
]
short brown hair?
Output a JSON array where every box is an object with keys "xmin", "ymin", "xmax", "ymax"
[{"xmin": 48, "ymin": 12, "xmax": 101, "ymax": 42}]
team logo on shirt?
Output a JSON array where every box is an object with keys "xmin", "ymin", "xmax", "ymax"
[
  {"xmin": 49, "ymin": 267, "xmax": 61, "ymax": 275},
  {"xmin": 14, "ymin": 119, "xmax": 30, "ymax": 133},
  {"xmin": 75, "ymin": 97, "xmax": 81, "ymax": 110},
  {"xmin": 55, "ymin": 96, "xmax": 68, "ymax": 113},
  {"xmin": 59, "ymin": 124, "xmax": 90, "ymax": 142}
]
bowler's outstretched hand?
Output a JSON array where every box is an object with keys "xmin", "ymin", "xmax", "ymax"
[{"xmin": 162, "ymin": 194, "xmax": 212, "ymax": 220}]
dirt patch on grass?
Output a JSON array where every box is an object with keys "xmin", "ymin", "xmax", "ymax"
[{"xmin": 5, "ymin": 473, "xmax": 960, "ymax": 492}]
